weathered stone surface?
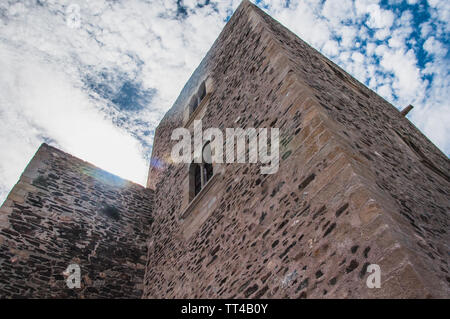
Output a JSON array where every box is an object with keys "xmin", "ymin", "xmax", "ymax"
[
  {"xmin": 144, "ymin": 1, "xmax": 449, "ymax": 299},
  {"xmin": 0, "ymin": 144, "xmax": 153, "ymax": 298}
]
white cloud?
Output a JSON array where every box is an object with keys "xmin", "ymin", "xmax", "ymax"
[
  {"xmin": 259, "ymin": 0, "xmax": 331, "ymax": 48},
  {"xmin": 354, "ymin": 0, "xmax": 381, "ymax": 16},
  {"xmin": 322, "ymin": 39, "xmax": 340, "ymax": 56},
  {"xmin": 423, "ymin": 37, "xmax": 448, "ymax": 57},
  {"xmin": 338, "ymin": 25, "xmax": 359, "ymax": 48},
  {"xmin": 374, "ymin": 27, "xmax": 390, "ymax": 40},
  {"xmin": 366, "ymin": 4, "xmax": 395, "ymax": 29},
  {"xmin": 322, "ymin": 0, "xmax": 355, "ymax": 24},
  {"xmin": 420, "ymin": 21, "xmax": 432, "ymax": 38},
  {"xmin": 377, "ymin": 83, "xmax": 394, "ymax": 101},
  {"xmin": 378, "ymin": 48, "xmax": 425, "ymax": 102}
]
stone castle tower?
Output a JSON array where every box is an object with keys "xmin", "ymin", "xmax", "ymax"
[{"xmin": 0, "ymin": 1, "xmax": 448, "ymax": 298}]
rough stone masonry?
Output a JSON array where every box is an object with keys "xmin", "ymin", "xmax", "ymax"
[
  {"xmin": 0, "ymin": 0, "xmax": 449, "ymax": 298},
  {"xmin": 0, "ymin": 144, "xmax": 153, "ymax": 298}
]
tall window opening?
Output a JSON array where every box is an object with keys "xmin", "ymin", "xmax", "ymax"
[
  {"xmin": 193, "ymin": 163, "xmax": 202, "ymax": 196},
  {"xmin": 198, "ymin": 81, "xmax": 206, "ymax": 102},
  {"xmin": 189, "ymin": 141, "xmax": 215, "ymax": 202},
  {"xmin": 189, "ymin": 80, "xmax": 207, "ymax": 115}
]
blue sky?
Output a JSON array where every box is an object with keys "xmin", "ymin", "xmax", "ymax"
[{"xmin": 0, "ymin": 0, "xmax": 448, "ymax": 203}]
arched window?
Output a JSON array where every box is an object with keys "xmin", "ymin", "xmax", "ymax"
[
  {"xmin": 189, "ymin": 141, "xmax": 215, "ymax": 202},
  {"xmin": 198, "ymin": 81, "xmax": 206, "ymax": 102},
  {"xmin": 189, "ymin": 81, "xmax": 207, "ymax": 115}
]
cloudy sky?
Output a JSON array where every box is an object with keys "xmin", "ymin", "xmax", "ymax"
[{"xmin": 0, "ymin": 0, "xmax": 448, "ymax": 203}]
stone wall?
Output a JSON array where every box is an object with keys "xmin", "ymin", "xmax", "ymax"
[
  {"xmin": 0, "ymin": 144, "xmax": 153, "ymax": 298},
  {"xmin": 144, "ymin": 1, "xmax": 449, "ymax": 298},
  {"xmin": 255, "ymin": 4, "xmax": 450, "ymax": 297}
]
